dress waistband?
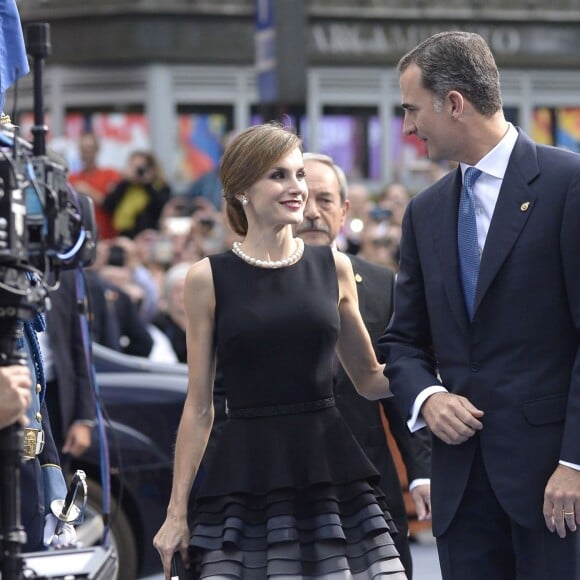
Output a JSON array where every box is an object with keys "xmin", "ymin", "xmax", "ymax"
[{"xmin": 227, "ymin": 396, "xmax": 335, "ymax": 419}]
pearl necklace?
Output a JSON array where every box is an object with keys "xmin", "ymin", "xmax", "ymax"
[{"xmin": 232, "ymin": 238, "xmax": 304, "ymax": 269}]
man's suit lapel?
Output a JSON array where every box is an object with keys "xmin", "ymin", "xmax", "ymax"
[
  {"xmin": 431, "ymin": 131, "xmax": 540, "ymax": 326},
  {"xmin": 432, "ymin": 168, "xmax": 470, "ymax": 329},
  {"xmin": 474, "ymin": 131, "xmax": 539, "ymax": 315}
]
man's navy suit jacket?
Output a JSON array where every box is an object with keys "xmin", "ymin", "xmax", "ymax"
[
  {"xmin": 378, "ymin": 129, "xmax": 580, "ymax": 536},
  {"xmin": 46, "ymin": 271, "xmax": 94, "ymax": 440}
]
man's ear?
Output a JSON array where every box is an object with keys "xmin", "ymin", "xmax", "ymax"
[
  {"xmin": 340, "ymin": 199, "xmax": 351, "ymax": 227},
  {"xmin": 448, "ymin": 91, "xmax": 464, "ymax": 119}
]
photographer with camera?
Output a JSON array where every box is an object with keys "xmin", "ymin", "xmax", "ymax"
[{"xmin": 103, "ymin": 150, "xmax": 171, "ymax": 239}]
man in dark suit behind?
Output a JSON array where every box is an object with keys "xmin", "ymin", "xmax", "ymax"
[
  {"xmin": 296, "ymin": 153, "xmax": 432, "ymax": 578},
  {"xmin": 42, "ymin": 270, "xmax": 95, "ymax": 469},
  {"xmin": 377, "ymin": 31, "xmax": 580, "ymax": 580}
]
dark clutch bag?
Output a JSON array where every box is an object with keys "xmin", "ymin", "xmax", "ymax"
[{"xmin": 171, "ymin": 552, "xmax": 195, "ymax": 580}]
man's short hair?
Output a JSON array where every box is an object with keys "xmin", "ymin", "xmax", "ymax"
[{"xmin": 303, "ymin": 152, "xmax": 349, "ymax": 204}]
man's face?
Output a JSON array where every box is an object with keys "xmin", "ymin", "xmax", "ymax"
[
  {"xmin": 400, "ymin": 63, "xmax": 458, "ymax": 162},
  {"xmin": 360, "ymin": 221, "xmax": 399, "ymax": 271},
  {"xmin": 79, "ymin": 134, "xmax": 99, "ymax": 167},
  {"xmin": 295, "ymin": 160, "xmax": 349, "ymax": 246}
]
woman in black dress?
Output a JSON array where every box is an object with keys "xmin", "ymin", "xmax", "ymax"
[{"xmin": 154, "ymin": 123, "xmax": 407, "ymax": 579}]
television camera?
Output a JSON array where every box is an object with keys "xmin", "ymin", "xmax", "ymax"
[
  {"xmin": 0, "ymin": 22, "xmax": 96, "ymax": 285},
  {"xmin": 0, "ymin": 21, "xmax": 103, "ymax": 580}
]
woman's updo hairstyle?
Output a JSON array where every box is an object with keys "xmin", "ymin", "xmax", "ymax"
[{"xmin": 220, "ymin": 122, "xmax": 302, "ymax": 236}]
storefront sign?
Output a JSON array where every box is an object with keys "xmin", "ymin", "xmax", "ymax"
[{"xmin": 310, "ymin": 22, "xmax": 580, "ymax": 65}]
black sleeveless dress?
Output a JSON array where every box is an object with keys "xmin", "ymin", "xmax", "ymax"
[{"xmin": 189, "ymin": 245, "xmax": 406, "ymax": 579}]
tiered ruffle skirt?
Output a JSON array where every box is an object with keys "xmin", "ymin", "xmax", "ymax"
[{"xmin": 189, "ymin": 405, "xmax": 407, "ymax": 579}]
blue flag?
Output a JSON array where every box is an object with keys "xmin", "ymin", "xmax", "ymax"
[{"xmin": 0, "ymin": 0, "xmax": 29, "ymax": 112}]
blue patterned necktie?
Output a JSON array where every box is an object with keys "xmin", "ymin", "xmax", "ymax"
[{"xmin": 458, "ymin": 167, "xmax": 482, "ymax": 320}]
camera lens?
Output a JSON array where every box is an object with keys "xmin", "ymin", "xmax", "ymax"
[{"xmin": 107, "ymin": 245, "xmax": 127, "ymax": 267}]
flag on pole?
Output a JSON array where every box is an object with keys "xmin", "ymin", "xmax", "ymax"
[{"xmin": 0, "ymin": 0, "xmax": 29, "ymax": 112}]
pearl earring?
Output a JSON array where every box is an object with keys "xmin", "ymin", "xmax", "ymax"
[{"xmin": 241, "ymin": 195, "xmax": 248, "ymax": 206}]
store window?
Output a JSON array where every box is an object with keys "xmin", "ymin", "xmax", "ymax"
[
  {"xmin": 42, "ymin": 107, "xmax": 152, "ymax": 174},
  {"xmin": 251, "ymin": 106, "xmax": 379, "ymax": 181},
  {"xmin": 175, "ymin": 106, "xmax": 233, "ymax": 190},
  {"xmin": 532, "ymin": 107, "xmax": 580, "ymax": 153},
  {"xmin": 307, "ymin": 106, "xmax": 379, "ymax": 181}
]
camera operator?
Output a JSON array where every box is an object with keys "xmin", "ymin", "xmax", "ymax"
[
  {"xmin": 103, "ymin": 150, "xmax": 171, "ymax": 239},
  {"xmin": 0, "ymin": 8, "xmax": 97, "ymax": 576},
  {"xmin": 0, "ymin": 224, "xmax": 81, "ymax": 556}
]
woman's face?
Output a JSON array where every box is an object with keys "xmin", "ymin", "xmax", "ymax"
[{"xmin": 243, "ymin": 147, "xmax": 308, "ymax": 230}]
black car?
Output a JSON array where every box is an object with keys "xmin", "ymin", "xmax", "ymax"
[{"xmin": 70, "ymin": 343, "xmax": 190, "ymax": 579}]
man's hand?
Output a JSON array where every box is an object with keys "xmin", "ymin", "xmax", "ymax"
[
  {"xmin": 0, "ymin": 366, "xmax": 32, "ymax": 429},
  {"xmin": 410, "ymin": 483, "xmax": 432, "ymax": 521},
  {"xmin": 62, "ymin": 423, "xmax": 91, "ymax": 458},
  {"xmin": 421, "ymin": 392, "xmax": 484, "ymax": 445},
  {"xmin": 543, "ymin": 464, "xmax": 580, "ymax": 538}
]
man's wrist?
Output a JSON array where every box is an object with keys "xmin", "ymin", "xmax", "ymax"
[
  {"xmin": 559, "ymin": 460, "xmax": 580, "ymax": 471},
  {"xmin": 73, "ymin": 419, "xmax": 95, "ymax": 428},
  {"xmin": 408, "ymin": 385, "xmax": 447, "ymax": 432},
  {"xmin": 409, "ymin": 478, "xmax": 430, "ymax": 492}
]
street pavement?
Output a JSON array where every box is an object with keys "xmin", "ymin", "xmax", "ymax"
[
  {"xmin": 410, "ymin": 536, "xmax": 443, "ymax": 580},
  {"xmin": 140, "ymin": 537, "xmax": 442, "ymax": 580}
]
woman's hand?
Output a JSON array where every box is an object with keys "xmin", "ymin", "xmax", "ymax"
[{"xmin": 153, "ymin": 514, "xmax": 191, "ymax": 580}]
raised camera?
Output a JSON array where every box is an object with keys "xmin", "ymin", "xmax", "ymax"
[
  {"xmin": 369, "ymin": 207, "xmax": 393, "ymax": 222},
  {"xmin": 135, "ymin": 165, "xmax": 148, "ymax": 178},
  {"xmin": 107, "ymin": 245, "xmax": 127, "ymax": 267}
]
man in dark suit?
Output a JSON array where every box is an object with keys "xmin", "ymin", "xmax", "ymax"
[
  {"xmin": 377, "ymin": 31, "xmax": 580, "ymax": 580},
  {"xmin": 43, "ymin": 271, "xmax": 95, "ymax": 469},
  {"xmin": 297, "ymin": 153, "xmax": 432, "ymax": 578}
]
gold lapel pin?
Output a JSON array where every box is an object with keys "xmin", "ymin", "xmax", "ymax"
[
  {"xmin": 520, "ymin": 201, "xmax": 530, "ymax": 212},
  {"xmin": 354, "ymin": 273, "xmax": 363, "ymax": 283}
]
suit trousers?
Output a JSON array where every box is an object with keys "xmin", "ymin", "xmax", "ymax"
[
  {"xmin": 21, "ymin": 458, "xmax": 45, "ymax": 552},
  {"xmin": 436, "ymin": 444, "xmax": 579, "ymax": 580}
]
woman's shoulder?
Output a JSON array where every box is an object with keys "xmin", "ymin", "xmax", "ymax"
[
  {"xmin": 301, "ymin": 243, "xmax": 351, "ymax": 274},
  {"xmin": 183, "ymin": 257, "xmax": 216, "ymax": 311},
  {"xmin": 185, "ymin": 257, "xmax": 213, "ymax": 289}
]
